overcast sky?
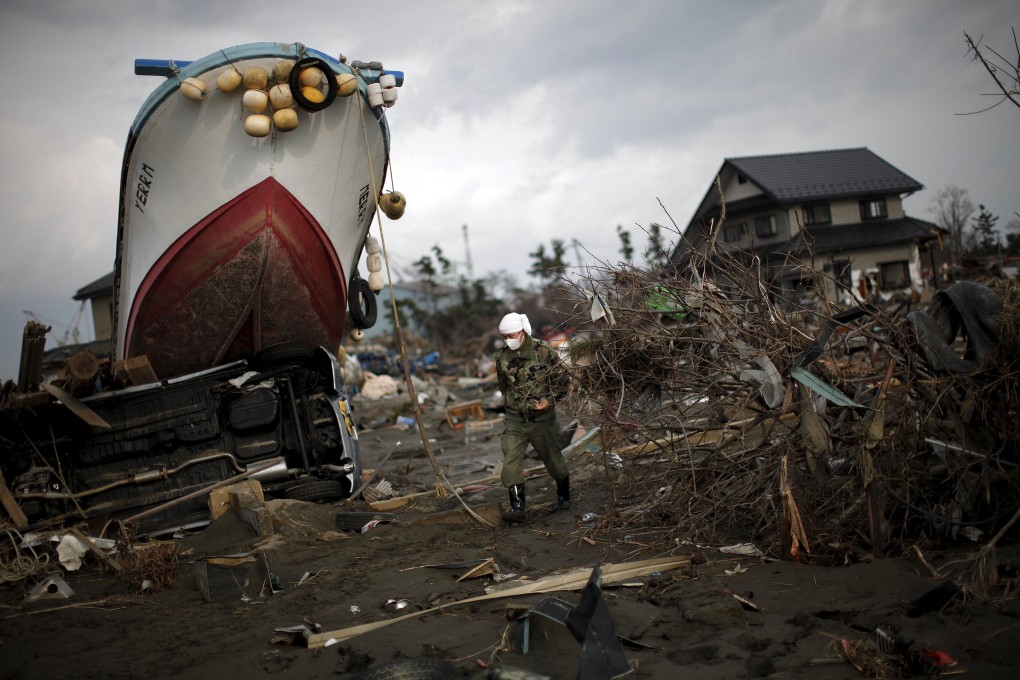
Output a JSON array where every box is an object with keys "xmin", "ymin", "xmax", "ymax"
[{"xmin": 0, "ymin": 0, "xmax": 1016, "ymax": 379}]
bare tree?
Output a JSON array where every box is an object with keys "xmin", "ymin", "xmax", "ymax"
[
  {"xmin": 929, "ymin": 184, "xmax": 976, "ymax": 262},
  {"xmin": 962, "ymin": 28, "xmax": 1020, "ymax": 114}
]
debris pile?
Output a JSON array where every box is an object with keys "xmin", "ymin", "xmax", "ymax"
[{"xmin": 562, "ymin": 240, "xmax": 1020, "ymax": 562}]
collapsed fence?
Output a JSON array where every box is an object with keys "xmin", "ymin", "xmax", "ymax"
[{"xmin": 558, "ymin": 224, "xmax": 1020, "ymax": 565}]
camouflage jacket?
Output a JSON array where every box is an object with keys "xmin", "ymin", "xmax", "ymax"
[{"xmin": 496, "ymin": 335, "xmax": 569, "ymax": 416}]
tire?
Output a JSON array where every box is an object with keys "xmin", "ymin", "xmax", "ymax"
[
  {"xmin": 289, "ymin": 56, "xmax": 339, "ymax": 112},
  {"xmin": 283, "ymin": 479, "xmax": 344, "ymax": 502},
  {"xmin": 252, "ymin": 342, "xmax": 315, "ymax": 369},
  {"xmin": 335, "ymin": 511, "xmax": 398, "ymax": 531},
  {"xmin": 348, "ymin": 276, "xmax": 378, "ymax": 329},
  {"xmin": 351, "ymin": 658, "xmax": 458, "ymax": 680}
]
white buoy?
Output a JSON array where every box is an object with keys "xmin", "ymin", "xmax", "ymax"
[
  {"xmin": 366, "ymin": 253, "xmax": 383, "ymax": 272},
  {"xmin": 242, "ymin": 89, "xmax": 269, "ymax": 113},
  {"xmin": 244, "ymin": 114, "xmax": 272, "ymax": 137},
  {"xmin": 368, "ymin": 270, "xmax": 385, "ymax": 292},
  {"xmin": 268, "ymin": 83, "xmax": 294, "ymax": 109},
  {"xmin": 180, "ymin": 77, "xmax": 207, "ymax": 100},
  {"xmin": 365, "ymin": 236, "xmax": 381, "ymax": 254},
  {"xmin": 349, "ymin": 327, "xmax": 365, "ymax": 342}
]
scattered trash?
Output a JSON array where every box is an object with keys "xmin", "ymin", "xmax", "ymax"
[
  {"xmin": 724, "ymin": 563, "xmax": 748, "ymax": 575},
  {"xmin": 384, "ymin": 598, "xmax": 417, "ymax": 612},
  {"xmin": 718, "ymin": 542, "xmax": 764, "ymax": 557},
  {"xmin": 26, "ymin": 574, "xmax": 74, "ymax": 601},
  {"xmin": 349, "ymin": 605, "xmax": 361, "ymax": 614},
  {"xmin": 580, "ymin": 512, "xmax": 597, "ymax": 522},
  {"xmin": 271, "ymin": 622, "xmax": 322, "ymax": 646},
  {"xmin": 194, "ymin": 553, "xmax": 272, "ymax": 603},
  {"xmin": 334, "ymin": 511, "xmax": 398, "ymax": 532},
  {"xmin": 55, "ymin": 533, "xmax": 89, "ymax": 571}
]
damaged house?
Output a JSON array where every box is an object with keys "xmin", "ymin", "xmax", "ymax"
[{"xmin": 674, "ymin": 147, "xmax": 946, "ymax": 305}]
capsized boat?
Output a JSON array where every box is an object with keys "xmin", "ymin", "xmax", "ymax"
[{"xmin": 115, "ymin": 42, "xmax": 402, "ymax": 379}]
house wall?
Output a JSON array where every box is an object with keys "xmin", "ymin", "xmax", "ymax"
[
  {"xmin": 819, "ymin": 242, "xmax": 921, "ymax": 304},
  {"xmin": 721, "ymin": 172, "xmax": 762, "ymax": 202},
  {"xmin": 90, "ymin": 293, "xmax": 114, "ymax": 340}
]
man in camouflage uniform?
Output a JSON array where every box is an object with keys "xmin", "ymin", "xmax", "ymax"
[{"xmin": 496, "ymin": 312, "xmax": 570, "ymax": 522}]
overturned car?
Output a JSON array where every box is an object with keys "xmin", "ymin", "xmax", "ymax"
[{"xmin": 1, "ymin": 345, "xmax": 362, "ymax": 536}]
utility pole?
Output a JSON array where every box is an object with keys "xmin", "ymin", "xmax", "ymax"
[{"xmin": 462, "ymin": 224, "xmax": 474, "ymax": 279}]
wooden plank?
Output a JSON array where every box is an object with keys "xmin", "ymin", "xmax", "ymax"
[
  {"xmin": 0, "ymin": 468, "xmax": 29, "ymax": 528},
  {"xmin": 68, "ymin": 527, "xmax": 123, "ymax": 573}
]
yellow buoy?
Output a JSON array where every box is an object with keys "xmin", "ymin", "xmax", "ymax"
[
  {"xmin": 244, "ymin": 114, "xmax": 272, "ymax": 137},
  {"xmin": 268, "ymin": 84, "xmax": 294, "ymax": 109},
  {"xmin": 242, "ymin": 89, "xmax": 269, "ymax": 113},
  {"xmin": 336, "ymin": 73, "xmax": 358, "ymax": 97},
  {"xmin": 179, "ymin": 77, "xmax": 207, "ymax": 101},
  {"xmin": 216, "ymin": 69, "xmax": 242, "ymax": 93},
  {"xmin": 301, "ymin": 86, "xmax": 325, "ymax": 104},
  {"xmin": 299, "ymin": 66, "xmax": 325, "ymax": 87},
  {"xmin": 379, "ymin": 191, "xmax": 406, "ymax": 220},
  {"xmin": 273, "ymin": 60, "xmax": 295, "ymax": 83},
  {"xmin": 242, "ymin": 66, "xmax": 269, "ymax": 90},
  {"xmin": 273, "ymin": 108, "xmax": 299, "ymax": 132}
]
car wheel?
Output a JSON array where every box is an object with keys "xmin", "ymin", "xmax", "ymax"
[
  {"xmin": 283, "ymin": 479, "xmax": 344, "ymax": 502},
  {"xmin": 334, "ymin": 511, "xmax": 399, "ymax": 532},
  {"xmin": 253, "ymin": 342, "xmax": 315, "ymax": 369}
]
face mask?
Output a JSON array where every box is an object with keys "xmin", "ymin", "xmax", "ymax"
[{"xmin": 505, "ymin": 336, "xmax": 522, "ymax": 351}]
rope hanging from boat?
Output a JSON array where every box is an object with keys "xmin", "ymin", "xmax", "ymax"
[{"xmin": 355, "ymin": 87, "xmax": 495, "ymax": 528}]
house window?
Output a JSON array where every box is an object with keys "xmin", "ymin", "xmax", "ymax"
[
  {"xmin": 802, "ymin": 203, "xmax": 831, "ymax": 226},
  {"xmin": 831, "ymin": 259, "xmax": 852, "ymax": 289},
  {"xmin": 723, "ymin": 222, "xmax": 745, "ymax": 243},
  {"xmin": 859, "ymin": 198, "xmax": 888, "ymax": 220},
  {"xmin": 879, "ymin": 261, "xmax": 911, "ymax": 289},
  {"xmin": 754, "ymin": 215, "xmax": 777, "ymax": 237}
]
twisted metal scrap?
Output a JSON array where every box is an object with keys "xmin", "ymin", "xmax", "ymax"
[{"xmin": 559, "ymin": 226, "xmax": 1020, "ymax": 562}]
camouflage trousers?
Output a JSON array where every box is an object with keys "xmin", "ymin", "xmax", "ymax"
[{"xmin": 500, "ymin": 409, "xmax": 569, "ymax": 487}]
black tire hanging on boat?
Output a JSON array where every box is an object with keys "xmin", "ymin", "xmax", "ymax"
[
  {"xmin": 348, "ymin": 277, "xmax": 377, "ymax": 329},
  {"xmin": 289, "ymin": 56, "xmax": 339, "ymax": 112}
]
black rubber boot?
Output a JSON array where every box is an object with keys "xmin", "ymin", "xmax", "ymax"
[
  {"xmin": 555, "ymin": 475, "xmax": 570, "ymax": 511},
  {"xmin": 504, "ymin": 484, "xmax": 526, "ymax": 523}
]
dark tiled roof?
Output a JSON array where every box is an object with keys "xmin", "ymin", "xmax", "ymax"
[
  {"xmin": 792, "ymin": 216, "xmax": 941, "ymax": 254},
  {"xmin": 74, "ymin": 271, "xmax": 114, "ymax": 300},
  {"xmin": 727, "ymin": 148, "xmax": 923, "ymax": 201}
]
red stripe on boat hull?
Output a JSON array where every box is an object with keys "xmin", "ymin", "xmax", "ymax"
[{"xmin": 125, "ymin": 177, "xmax": 347, "ymax": 378}]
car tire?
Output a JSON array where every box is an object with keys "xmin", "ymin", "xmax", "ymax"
[
  {"xmin": 253, "ymin": 342, "xmax": 315, "ymax": 369},
  {"xmin": 334, "ymin": 511, "xmax": 398, "ymax": 532},
  {"xmin": 283, "ymin": 479, "xmax": 344, "ymax": 502},
  {"xmin": 351, "ymin": 657, "xmax": 458, "ymax": 680}
]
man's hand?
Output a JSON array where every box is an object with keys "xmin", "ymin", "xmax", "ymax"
[{"xmin": 534, "ymin": 398, "xmax": 551, "ymax": 411}]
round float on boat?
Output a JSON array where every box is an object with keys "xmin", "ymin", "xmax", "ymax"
[
  {"xmin": 273, "ymin": 60, "xmax": 294, "ymax": 83},
  {"xmin": 368, "ymin": 271, "xmax": 385, "ymax": 292},
  {"xmin": 273, "ymin": 108, "xmax": 298, "ymax": 132},
  {"xmin": 242, "ymin": 89, "xmax": 269, "ymax": 113},
  {"xmin": 379, "ymin": 191, "xmax": 406, "ymax": 220},
  {"xmin": 348, "ymin": 277, "xmax": 378, "ymax": 329},
  {"xmin": 268, "ymin": 84, "xmax": 294, "ymax": 109},
  {"xmin": 349, "ymin": 328, "xmax": 365, "ymax": 342},
  {"xmin": 244, "ymin": 114, "xmax": 272, "ymax": 137},
  {"xmin": 337, "ymin": 73, "xmax": 358, "ymax": 97},
  {"xmin": 242, "ymin": 66, "xmax": 269, "ymax": 90},
  {"xmin": 180, "ymin": 77, "xmax": 207, "ymax": 100},
  {"xmin": 216, "ymin": 69, "xmax": 242, "ymax": 93}
]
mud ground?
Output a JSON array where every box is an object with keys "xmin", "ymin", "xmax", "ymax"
[{"xmin": 2, "ymin": 380, "xmax": 1020, "ymax": 679}]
